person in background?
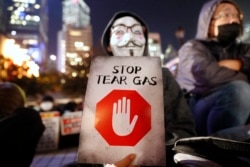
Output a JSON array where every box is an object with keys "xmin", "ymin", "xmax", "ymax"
[
  {"xmin": 0, "ymin": 82, "xmax": 45, "ymax": 166},
  {"xmin": 176, "ymin": 0, "xmax": 250, "ymax": 137},
  {"xmin": 62, "ymin": 101, "xmax": 78, "ymax": 115},
  {"xmin": 38, "ymin": 94, "xmax": 58, "ymax": 112},
  {"xmin": 59, "ymin": 101, "xmax": 80, "ymax": 149},
  {"xmin": 101, "ymin": 11, "xmax": 196, "ymax": 166}
]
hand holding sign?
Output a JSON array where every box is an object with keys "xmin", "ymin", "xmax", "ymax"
[{"xmin": 112, "ymin": 97, "xmax": 138, "ymax": 136}]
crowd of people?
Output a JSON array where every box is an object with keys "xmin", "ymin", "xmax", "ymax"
[
  {"xmin": 1, "ymin": 0, "xmax": 250, "ymax": 166},
  {"xmin": 27, "ymin": 94, "xmax": 83, "ymax": 115}
]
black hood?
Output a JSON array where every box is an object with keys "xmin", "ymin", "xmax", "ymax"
[{"xmin": 101, "ymin": 11, "xmax": 149, "ymax": 56}]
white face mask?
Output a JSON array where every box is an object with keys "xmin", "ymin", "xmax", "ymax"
[
  {"xmin": 40, "ymin": 101, "xmax": 53, "ymax": 111},
  {"xmin": 110, "ymin": 16, "xmax": 146, "ymax": 56}
]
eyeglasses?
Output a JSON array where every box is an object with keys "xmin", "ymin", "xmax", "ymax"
[
  {"xmin": 111, "ymin": 24, "xmax": 144, "ymax": 35},
  {"xmin": 212, "ymin": 13, "xmax": 243, "ymax": 21}
]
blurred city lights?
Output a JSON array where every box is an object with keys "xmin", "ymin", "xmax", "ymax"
[
  {"xmin": 50, "ymin": 54, "xmax": 57, "ymax": 61},
  {"xmin": 2, "ymin": 38, "xmax": 40, "ymax": 78}
]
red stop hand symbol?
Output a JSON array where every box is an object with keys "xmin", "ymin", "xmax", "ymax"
[{"xmin": 95, "ymin": 90, "xmax": 151, "ymax": 146}]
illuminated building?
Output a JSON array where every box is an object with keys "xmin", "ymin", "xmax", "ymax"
[
  {"xmin": 57, "ymin": 0, "xmax": 93, "ymax": 76},
  {"xmin": 0, "ymin": 0, "xmax": 48, "ymax": 76}
]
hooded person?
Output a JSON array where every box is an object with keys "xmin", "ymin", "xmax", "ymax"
[
  {"xmin": 176, "ymin": 0, "xmax": 250, "ymax": 137},
  {"xmin": 0, "ymin": 82, "xmax": 45, "ymax": 166},
  {"xmin": 102, "ymin": 11, "xmax": 148, "ymax": 57},
  {"xmin": 172, "ymin": 1, "xmax": 250, "ymax": 166},
  {"xmin": 101, "ymin": 11, "xmax": 196, "ymax": 166}
]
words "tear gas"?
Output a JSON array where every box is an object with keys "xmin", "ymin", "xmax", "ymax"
[{"xmin": 96, "ymin": 75, "xmax": 157, "ymax": 85}]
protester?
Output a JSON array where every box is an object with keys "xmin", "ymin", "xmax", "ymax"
[
  {"xmin": 62, "ymin": 101, "xmax": 78, "ymax": 115},
  {"xmin": 65, "ymin": 10, "xmax": 195, "ymax": 167},
  {"xmin": 173, "ymin": 2, "xmax": 250, "ymax": 166},
  {"xmin": 101, "ymin": 11, "xmax": 196, "ymax": 166},
  {"xmin": 176, "ymin": 0, "xmax": 250, "ymax": 136},
  {"xmin": 0, "ymin": 82, "xmax": 45, "ymax": 166},
  {"xmin": 59, "ymin": 100, "xmax": 80, "ymax": 149},
  {"xmin": 38, "ymin": 94, "xmax": 58, "ymax": 112}
]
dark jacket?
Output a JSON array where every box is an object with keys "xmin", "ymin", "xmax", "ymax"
[
  {"xmin": 162, "ymin": 67, "xmax": 196, "ymax": 144},
  {"xmin": 176, "ymin": 0, "xmax": 250, "ymax": 95},
  {"xmin": 102, "ymin": 11, "xmax": 196, "ymax": 145}
]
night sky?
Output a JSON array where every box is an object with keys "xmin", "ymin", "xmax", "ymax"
[{"xmin": 47, "ymin": 0, "xmax": 250, "ymax": 56}]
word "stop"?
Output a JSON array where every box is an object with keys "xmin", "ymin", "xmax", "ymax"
[{"xmin": 112, "ymin": 65, "xmax": 142, "ymax": 74}]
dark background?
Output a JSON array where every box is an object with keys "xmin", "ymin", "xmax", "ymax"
[{"xmin": 47, "ymin": 0, "xmax": 250, "ymax": 56}]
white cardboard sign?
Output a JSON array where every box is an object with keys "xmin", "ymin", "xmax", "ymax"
[
  {"xmin": 36, "ymin": 111, "xmax": 60, "ymax": 152},
  {"xmin": 77, "ymin": 56, "xmax": 166, "ymax": 166},
  {"xmin": 60, "ymin": 111, "xmax": 82, "ymax": 136}
]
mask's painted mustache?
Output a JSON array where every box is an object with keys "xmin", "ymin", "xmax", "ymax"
[{"xmin": 117, "ymin": 41, "xmax": 144, "ymax": 48}]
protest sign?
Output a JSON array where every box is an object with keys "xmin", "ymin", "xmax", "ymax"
[
  {"xmin": 78, "ymin": 56, "xmax": 166, "ymax": 166},
  {"xmin": 36, "ymin": 111, "xmax": 60, "ymax": 152},
  {"xmin": 60, "ymin": 111, "xmax": 82, "ymax": 136}
]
